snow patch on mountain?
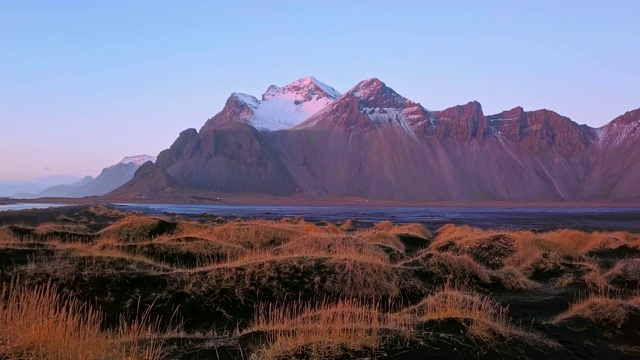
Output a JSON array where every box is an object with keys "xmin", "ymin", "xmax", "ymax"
[
  {"xmin": 362, "ymin": 107, "xmax": 416, "ymax": 135},
  {"xmin": 489, "ymin": 117, "xmax": 519, "ymax": 122},
  {"xmin": 119, "ymin": 155, "xmax": 157, "ymax": 167},
  {"xmin": 305, "ymin": 76, "xmax": 341, "ymax": 99},
  {"xmin": 233, "ymin": 93, "xmax": 260, "ymax": 108},
  {"xmin": 232, "ymin": 76, "xmax": 341, "ymax": 131},
  {"xmin": 599, "ymin": 120, "xmax": 640, "ymax": 147}
]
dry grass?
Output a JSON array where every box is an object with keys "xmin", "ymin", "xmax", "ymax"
[
  {"xmin": 248, "ymin": 298, "xmax": 399, "ymax": 359},
  {"xmin": 275, "ymin": 234, "xmax": 392, "ymax": 265},
  {"xmin": 0, "ymin": 278, "xmax": 164, "ymax": 360},
  {"xmin": 0, "ymin": 278, "xmax": 111, "ymax": 359},
  {"xmin": 400, "ymin": 285, "xmax": 556, "ymax": 349},
  {"xmin": 338, "ymin": 219, "xmax": 355, "ymax": 232},
  {"xmin": 3, "ymin": 212, "xmax": 639, "ymax": 358},
  {"xmin": 390, "ymin": 223, "xmax": 433, "ymax": 239},
  {"xmin": 431, "ymin": 225, "xmax": 638, "ymax": 259},
  {"xmin": 99, "ymin": 216, "xmax": 176, "ymax": 243},
  {"xmin": 247, "ymin": 285, "xmax": 555, "ymax": 359},
  {"xmin": 356, "ymin": 230, "xmax": 406, "ymax": 253},
  {"xmin": 491, "ymin": 266, "xmax": 541, "ymax": 291},
  {"xmin": 604, "ymin": 258, "xmax": 640, "ymax": 287},
  {"xmin": 552, "ymin": 292, "xmax": 640, "ymax": 329},
  {"xmin": 427, "ymin": 224, "xmax": 640, "ymax": 288},
  {"xmin": 194, "ymin": 220, "xmax": 302, "ymax": 249},
  {"xmin": 79, "ymin": 219, "xmax": 431, "ymax": 272},
  {"xmin": 401, "ymin": 287, "xmax": 509, "ymax": 342},
  {"xmin": 401, "ymin": 251, "xmax": 492, "ymax": 285},
  {"xmin": 34, "ymin": 222, "xmax": 93, "ymax": 235},
  {"xmin": 0, "ymin": 227, "xmax": 17, "ymax": 244}
]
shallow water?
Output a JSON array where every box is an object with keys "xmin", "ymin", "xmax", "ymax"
[
  {"xmin": 0, "ymin": 203, "xmax": 66, "ymax": 212},
  {"xmin": 110, "ymin": 203, "xmax": 640, "ymax": 232}
]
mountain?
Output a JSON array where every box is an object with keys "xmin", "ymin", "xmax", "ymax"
[
  {"xmin": 201, "ymin": 76, "xmax": 341, "ymax": 132},
  {"xmin": 110, "ymin": 77, "xmax": 640, "ymax": 203},
  {"xmin": 0, "ymin": 175, "xmax": 81, "ymax": 198},
  {"xmin": 35, "ymin": 176, "xmax": 95, "ymax": 198},
  {"xmin": 583, "ymin": 108, "xmax": 640, "ymax": 201},
  {"xmin": 36, "ymin": 155, "xmax": 156, "ymax": 198}
]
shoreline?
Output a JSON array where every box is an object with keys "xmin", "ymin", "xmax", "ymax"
[{"xmin": 11, "ymin": 194, "xmax": 640, "ymax": 208}]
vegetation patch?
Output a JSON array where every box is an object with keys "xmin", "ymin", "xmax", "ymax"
[{"xmin": 0, "ymin": 206, "xmax": 638, "ymax": 359}]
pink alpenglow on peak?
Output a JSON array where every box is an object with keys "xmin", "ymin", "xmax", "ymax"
[
  {"xmin": 119, "ymin": 155, "xmax": 157, "ymax": 167},
  {"xmin": 201, "ymin": 76, "xmax": 342, "ymax": 132}
]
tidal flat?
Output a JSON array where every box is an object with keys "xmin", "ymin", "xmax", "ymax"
[{"xmin": 0, "ymin": 204, "xmax": 639, "ymax": 359}]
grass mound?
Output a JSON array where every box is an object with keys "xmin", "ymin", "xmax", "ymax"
[
  {"xmin": 100, "ymin": 216, "xmax": 177, "ymax": 242},
  {"xmin": 402, "ymin": 251, "xmax": 492, "ymax": 286},
  {"xmin": 552, "ymin": 294, "xmax": 640, "ymax": 330},
  {"xmin": 110, "ymin": 238, "xmax": 247, "ymax": 268},
  {"xmin": 275, "ymin": 234, "xmax": 392, "ymax": 264},
  {"xmin": 604, "ymin": 259, "xmax": 640, "ymax": 288},
  {"xmin": 245, "ymin": 286, "xmax": 556, "ymax": 360},
  {"xmin": 246, "ymin": 299, "xmax": 394, "ymax": 360}
]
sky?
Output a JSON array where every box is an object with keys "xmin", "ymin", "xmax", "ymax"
[{"xmin": 1, "ymin": 1, "xmax": 639, "ymax": 180}]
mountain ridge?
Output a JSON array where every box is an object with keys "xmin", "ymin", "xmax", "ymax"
[
  {"xmin": 34, "ymin": 155, "xmax": 156, "ymax": 198},
  {"xmin": 109, "ymin": 76, "xmax": 640, "ymax": 203}
]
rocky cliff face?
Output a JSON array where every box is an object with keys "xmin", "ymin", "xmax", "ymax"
[
  {"xmin": 111, "ymin": 77, "xmax": 640, "ymax": 202},
  {"xmin": 581, "ymin": 108, "xmax": 640, "ymax": 201},
  {"xmin": 155, "ymin": 123, "xmax": 296, "ymax": 196}
]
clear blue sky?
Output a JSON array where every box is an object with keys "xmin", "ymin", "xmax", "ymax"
[{"xmin": 1, "ymin": 1, "xmax": 638, "ymax": 180}]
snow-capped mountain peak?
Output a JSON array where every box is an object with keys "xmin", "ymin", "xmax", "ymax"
[
  {"xmin": 347, "ymin": 78, "xmax": 409, "ymax": 109},
  {"xmin": 119, "ymin": 155, "xmax": 157, "ymax": 167},
  {"xmin": 296, "ymin": 77, "xmax": 429, "ymax": 135},
  {"xmin": 350, "ymin": 78, "xmax": 386, "ymax": 99},
  {"xmin": 204, "ymin": 76, "xmax": 342, "ymax": 132},
  {"xmin": 262, "ymin": 76, "xmax": 341, "ymax": 102},
  {"xmin": 261, "ymin": 85, "xmax": 282, "ymax": 101},
  {"xmin": 231, "ymin": 93, "xmax": 260, "ymax": 108}
]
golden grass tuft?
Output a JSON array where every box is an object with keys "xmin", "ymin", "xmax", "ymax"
[
  {"xmin": 99, "ymin": 216, "xmax": 176, "ymax": 243},
  {"xmin": 403, "ymin": 251, "xmax": 492, "ymax": 284},
  {"xmin": 0, "ymin": 279, "xmax": 111, "ymax": 359},
  {"xmin": 430, "ymin": 224, "xmax": 490, "ymax": 249},
  {"xmin": 426, "ymin": 224, "xmax": 640, "ymax": 287},
  {"xmin": 373, "ymin": 220, "xmax": 395, "ymax": 232},
  {"xmin": 0, "ymin": 278, "xmax": 164, "ymax": 360},
  {"xmin": 402, "ymin": 287, "xmax": 508, "ymax": 341},
  {"xmin": 604, "ymin": 258, "xmax": 640, "ymax": 287},
  {"xmin": 551, "ymin": 293, "xmax": 640, "ymax": 329},
  {"xmin": 401, "ymin": 285, "xmax": 555, "ymax": 348},
  {"xmin": 491, "ymin": 266, "xmax": 541, "ymax": 291},
  {"xmin": 431, "ymin": 225, "xmax": 639, "ymax": 261},
  {"xmin": 198, "ymin": 220, "xmax": 301, "ymax": 249},
  {"xmin": 248, "ymin": 299, "xmax": 398, "ymax": 359},
  {"xmin": 0, "ymin": 227, "xmax": 17, "ymax": 244},
  {"xmin": 275, "ymin": 234, "xmax": 391, "ymax": 265},
  {"xmin": 248, "ymin": 285, "xmax": 555, "ymax": 359},
  {"xmin": 34, "ymin": 222, "xmax": 93, "ymax": 236},
  {"xmin": 356, "ymin": 230, "xmax": 406, "ymax": 253},
  {"xmin": 339, "ymin": 219, "xmax": 355, "ymax": 232}
]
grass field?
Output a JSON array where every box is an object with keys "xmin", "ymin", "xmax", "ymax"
[{"xmin": 0, "ymin": 205, "xmax": 639, "ymax": 359}]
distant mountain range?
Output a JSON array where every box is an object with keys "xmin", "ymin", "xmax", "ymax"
[
  {"xmin": 7, "ymin": 155, "xmax": 156, "ymax": 199},
  {"xmin": 0, "ymin": 175, "xmax": 81, "ymax": 198},
  {"xmin": 106, "ymin": 76, "xmax": 640, "ymax": 202}
]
